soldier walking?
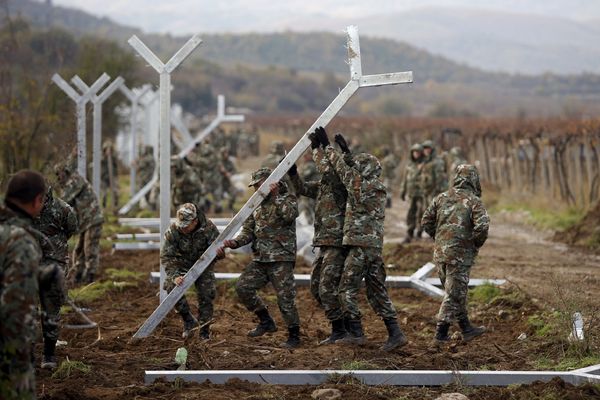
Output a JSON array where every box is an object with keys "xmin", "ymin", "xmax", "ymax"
[
  {"xmin": 421, "ymin": 140, "xmax": 448, "ymax": 218},
  {"xmin": 288, "ymin": 135, "xmax": 348, "ymax": 345},
  {"xmin": 101, "ymin": 140, "xmax": 119, "ymax": 209},
  {"xmin": 55, "ymin": 163, "xmax": 104, "ymax": 284},
  {"xmin": 34, "ymin": 187, "xmax": 78, "ymax": 369},
  {"xmin": 315, "ymin": 127, "xmax": 408, "ymax": 352},
  {"xmin": 161, "ymin": 203, "xmax": 222, "ymax": 339},
  {"xmin": 381, "ymin": 148, "xmax": 399, "ymax": 208},
  {"xmin": 0, "ymin": 170, "xmax": 46, "ymax": 400},
  {"xmin": 400, "ymin": 144, "xmax": 425, "ymax": 243},
  {"xmin": 136, "ymin": 145, "xmax": 156, "ymax": 207},
  {"xmin": 217, "ymin": 167, "xmax": 301, "ymax": 348},
  {"xmin": 421, "ymin": 164, "xmax": 489, "ymax": 342}
]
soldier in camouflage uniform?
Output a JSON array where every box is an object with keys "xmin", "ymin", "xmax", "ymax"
[
  {"xmin": 217, "ymin": 167, "xmax": 301, "ymax": 348},
  {"xmin": 400, "ymin": 144, "xmax": 425, "ymax": 243},
  {"xmin": 55, "ymin": 163, "xmax": 104, "ymax": 284},
  {"xmin": 447, "ymin": 146, "xmax": 467, "ymax": 186},
  {"xmin": 420, "ymin": 140, "xmax": 448, "ymax": 232},
  {"xmin": 381, "ymin": 148, "xmax": 399, "ymax": 208},
  {"xmin": 161, "ymin": 203, "xmax": 222, "ymax": 339},
  {"xmin": 136, "ymin": 145, "xmax": 156, "ymax": 193},
  {"xmin": 288, "ymin": 136, "xmax": 348, "ymax": 345},
  {"xmin": 101, "ymin": 140, "xmax": 119, "ymax": 209},
  {"xmin": 314, "ymin": 127, "xmax": 407, "ymax": 352},
  {"xmin": 296, "ymin": 152, "xmax": 320, "ymax": 225},
  {"xmin": 0, "ymin": 170, "xmax": 46, "ymax": 400},
  {"xmin": 195, "ymin": 142, "xmax": 224, "ymax": 213},
  {"xmin": 33, "ymin": 187, "xmax": 78, "ymax": 369},
  {"xmin": 261, "ymin": 141, "xmax": 286, "ymax": 169},
  {"xmin": 171, "ymin": 156, "xmax": 203, "ymax": 211},
  {"xmin": 219, "ymin": 147, "xmax": 238, "ymax": 212},
  {"xmin": 421, "ymin": 164, "xmax": 489, "ymax": 343}
]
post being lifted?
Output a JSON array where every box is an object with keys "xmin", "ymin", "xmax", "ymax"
[
  {"xmin": 118, "ymin": 94, "xmax": 244, "ymax": 215},
  {"xmin": 133, "ymin": 25, "xmax": 413, "ymax": 338},
  {"xmin": 51, "ymin": 73, "xmax": 110, "ymax": 179},
  {"xmin": 120, "ymin": 84, "xmax": 152, "ymax": 196},
  {"xmin": 71, "ymin": 75, "xmax": 125, "ymax": 195},
  {"xmin": 128, "ymin": 33, "xmax": 203, "ymax": 301}
]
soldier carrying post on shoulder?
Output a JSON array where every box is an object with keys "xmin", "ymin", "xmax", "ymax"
[
  {"xmin": 161, "ymin": 203, "xmax": 223, "ymax": 340},
  {"xmin": 0, "ymin": 170, "xmax": 46, "ymax": 400},
  {"xmin": 217, "ymin": 167, "xmax": 301, "ymax": 348},
  {"xmin": 421, "ymin": 164, "xmax": 489, "ymax": 343}
]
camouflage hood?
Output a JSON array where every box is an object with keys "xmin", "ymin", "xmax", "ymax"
[
  {"xmin": 410, "ymin": 143, "xmax": 423, "ymax": 162},
  {"xmin": 452, "ymin": 164, "xmax": 482, "ymax": 197},
  {"xmin": 351, "ymin": 152, "xmax": 382, "ymax": 179}
]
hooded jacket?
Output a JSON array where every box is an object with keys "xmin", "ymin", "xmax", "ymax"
[
  {"xmin": 401, "ymin": 143, "xmax": 424, "ymax": 198},
  {"xmin": 325, "ymin": 146, "xmax": 386, "ymax": 248},
  {"xmin": 421, "ymin": 164, "xmax": 489, "ymax": 266}
]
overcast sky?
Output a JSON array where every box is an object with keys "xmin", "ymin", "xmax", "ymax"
[{"xmin": 52, "ymin": 0, "xmax": 599, "ymax": 35}]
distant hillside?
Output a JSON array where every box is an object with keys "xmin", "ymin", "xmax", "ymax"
[{"xmin": 5, "ymin": 0, "xmax": 600, "ymax": 118}]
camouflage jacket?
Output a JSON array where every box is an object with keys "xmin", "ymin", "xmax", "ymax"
[
  {"xmin": 401, "ymin": 160, "xmax": 423, "ymax": 198},
  {"xmin": 421, "ymin": 151, "xmax": 448, "ymax": 196},
  {"xmin": 0, "ymin": 202, "xmax": 42, "ymax": 374},
  {"xmin": 137, "ymin": 153, "xmax": 156, "ymax": 186},
  {"xmin": 101, "ymin": 151, "xmax": 118, "ymax": 184},
  {"xmin": 33, "ymin": 188, "xmax": 78, "ymax": 265},
  {"xmin": 172, "ymin": 159, "xmax": 202, "ymax": 205},
  {"xmin": 325, "ymin": 146, "xmax": 386, "ymax": 248},
  {"xmin": 261, "ymin": 153, "xmax": 283, "ymax": 170},
  {"xmin": 382, "ymin": 153, "xmax": 399, "ymax": 180},
  {"xmin": 290, "ymin": 148, "xmax": 346, "ymax": 247},
  {"xmin": 300, "ymin": 158, "xmax": 320, "ymax": 183},
  {"xmin": 421, "ymin": 164, "xmax": 489, "ymax": 266},
  {"xmin": 160, "ymin": 206, "xmax": 220, "ymax": 280},
  {"xmin": 232, "ymin": 183, "xmax": 298, "ymax": 262},
  {"xmin": 60, "ymin": 173, "xmax": 104, "ymax": 232}
]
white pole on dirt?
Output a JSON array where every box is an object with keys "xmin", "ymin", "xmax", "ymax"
[
  {"xmin": 71, "ymin": 75, "xmax": 126, "ymax": 196},
  {"xmin": 117, "ymin": 94, "xmax": 244, "ymax": 215},
  {"xmin": 132, "ymin": 25, "xmax": 413, "ymax": 339},
  {"xmin": 128, "ymin": 33, "xmax": 204, "ymax": 301},
  {"xmin": 51, "ymin": 73, "xmax": 111, "ymax": 180},
  {"xmin": 119, "ymin": 84, "xmax": 152, "ymax": 196}
]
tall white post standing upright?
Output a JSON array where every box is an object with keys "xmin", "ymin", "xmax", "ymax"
[
  {"xmin": 128, "ymin": 34, "xmax": 204, "ymax": 301},
  {"xmin": 71, "ymin": 75, "xmax": 125, "ymax": 195},
  {"xmin": 51, "ymin": 73, "xmax": 110, "ymax": 179},
  {"xmin": 133, "ymin": 26, "xmax": 414, "ymax": 338}
]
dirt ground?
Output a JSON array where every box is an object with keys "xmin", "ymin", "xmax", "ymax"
[{"xmin": 36, "ymin": 200, "xmax": 600, "ymax": 399}]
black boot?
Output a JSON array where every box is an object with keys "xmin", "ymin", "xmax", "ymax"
[
  {"xmin": 458, "ymin": 317, "xmax": 486, "ymax": 342},
  {"xmin": 435, "ymin": 322, "xmax": 451, "ymax": 342},
  {"xmin": 381, "ymin": 319, "xmax": 408, "ymax": 351},
  {"xmin": 199, "ymin": 324, "xmax": 210, "ymax": 340},
  {"xmin": 281, "ymin": 325, "xmax": 301, "ymax": 348},
  {"xmin": 319, "ymin": 318, "xmax": 347, "ymax": 345},
  {"xmin": 248, "ymin": 308, "xmax": 277, "ymax": 337},
  {"xmin": 337, "ymin": 319, "xmax": 366, "ymax": 345},
  {"xmin": 415, "ymin": 229, "xmax": 423, "ymax": 239},
  {"xmin": 403, "ymin": 229, "xmax": 414, "ymax": 244},
  {"xmin": 181, "ymin": 312, "xmax": 198, "ymax": 339},
  {"xmin": 41, "ymin": 338, "xmax": 58, "ymax": 369}
]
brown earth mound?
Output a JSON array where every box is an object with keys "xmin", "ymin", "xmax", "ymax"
[{"xmin": 555, "ymin": 201, "xmax": 600, "ymax": 252}]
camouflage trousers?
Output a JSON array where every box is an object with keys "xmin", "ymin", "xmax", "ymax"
[
  {"xmin": 39, "ymin": 262, "xmax": 67, "ymax": 342},
  {"xmin": 101, "ymin": 179, "xmax": 119, "ymax": 209},
  {"xmin": 406, "ymin": 195, "xmax": 424, "ymax": 236},
  {"xmin": 0, "ymin": 358, "xmax": 35, "ymax": 400},
  {"xmin": 310, "ymin": 246, "xmax": 347, "ymax": 321},
  {"xmin": 436, "ymin": 263, "xmax": 471, "ymax": 323},
  {"xmin": 72, "ymin": 223, "xmax": 102, "ymax": 283},
  {"xmin": 339, "ymin": 247, "xmax": 397, "ymax": 321},
  {"xmin": 236, "ymin": 261, "xmax": 300, "ymax": 328},
  {"xmin": 164, "ymin": 266, "xmax": 216, "ymax": 324}
]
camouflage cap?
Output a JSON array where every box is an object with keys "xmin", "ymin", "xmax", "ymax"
[
  {"xmin": 410, "ymin": 143, "xmax": 424, "ymax": 152},
  {"xmin": 270, "ymin": 141, "xmax": 285, "ymax": 155},
  {"xmin": 248, "ymin": 167, "xmax": 272, "ymax": 187},
  {"xmin": 176, "ymin": 203, "xmax": 197, "ymax": 229},
  {"xmin": 422, "ymin": 139, "xmax": 435, "ymax": 149}
]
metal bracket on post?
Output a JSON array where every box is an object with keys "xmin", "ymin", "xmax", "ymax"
[
  {"xmin": 128, "ymin": 34, "xmax": 203, "ymax": 302},
  {"xmin": 120, "ymin": 84, "xmax": 152, "ymax": 196},
  {"xmin": 71, "ymin": 75, "xmax": 125, "ymax": 195},
  {"xmin": 132, "ymin": 25, "xmax": 413, "ymax": 339},
  {"xmin": 52, "ymin": 73, "xmax": 110, "ymax": 179},
  {"xmin": 118, "ymin": 94, "xmax": 244, "ymax": 215}
]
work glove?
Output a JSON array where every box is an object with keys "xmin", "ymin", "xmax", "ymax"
[
  {"xmin": 315, "ymin": 126, "xmax": 330, "ymax": 147},
  {"xmin": 334, "ymin": 133, "xmax": 350, "ymax": 154},
  {"xmin": 308, "ymin": 132, "xmax": 320, "ymax": 149},
  {"xmin": 288, "ymin": 163, "xmax": 298, "ymax": 176}
]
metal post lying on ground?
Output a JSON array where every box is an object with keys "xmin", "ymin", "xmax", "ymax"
[
  {"xmin": 144, "ymin": 365, "xmax": 600, "ymax": 386},
  {"xmin": 132, "ymin": 25, "xmax": 413, "ymax": 339},
  {"xmin": 51, "ymin": 73, "xmax": 110, "ymax": 179},
  {"xmin": 118, "ymin": 94, "xmax": 244, "ymax": 215},
  {"xmin": 71, "ymin": 75, "xmax": 125, "ymax": 195},
  {"xmin": 120, "ymin": 84, "xmax": 152, "ymax": 196},
  {"xmin": 128, "ymin": 33, "xmax": 203, "ymax": 301}
]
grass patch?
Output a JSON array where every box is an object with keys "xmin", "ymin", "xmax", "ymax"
[
  {"xmin": 534, "ymin": 355, "xmax": 600, "ymax": 371},
  {"xmin": 469, "ymin": 283, "xmax": 503, "ymax": 304},
  {"xmin": 490, "ymin": 198, "xmax": 584, "ymax": 231},
  {"xmin": 340, "ymin": 360, "xmax": 377, "ymax": 370},
  {"xmin": 68, "ymin": 280, "xmax": 136, "ymax": 304},
  {"xmin": 105, "ymin": 268, "xmax": 144, "ymax": 281},
  {"xmin": 52, "ymin": 359, "xmax": 91, "ymax": 379},
  {"xmin": 527, "ymin": 313, "xmax": 560, "ymax": 338}
]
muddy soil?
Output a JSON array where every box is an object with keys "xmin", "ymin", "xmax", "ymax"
[{"xmin": 35, "ymin": 201, "xmax": 600, "ymax": 399}]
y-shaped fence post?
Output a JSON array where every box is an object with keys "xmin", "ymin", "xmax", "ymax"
[
  {"xmin": 52, "ymin": 73, "xmax": 110, "ymax": 179},
  {"xmin": 128, "ymin": 34, "xmax": 203, "ymax": 301},
  {"xmin": 132, "ymin": 25, "xmax": 413, "ymax": 338}
]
